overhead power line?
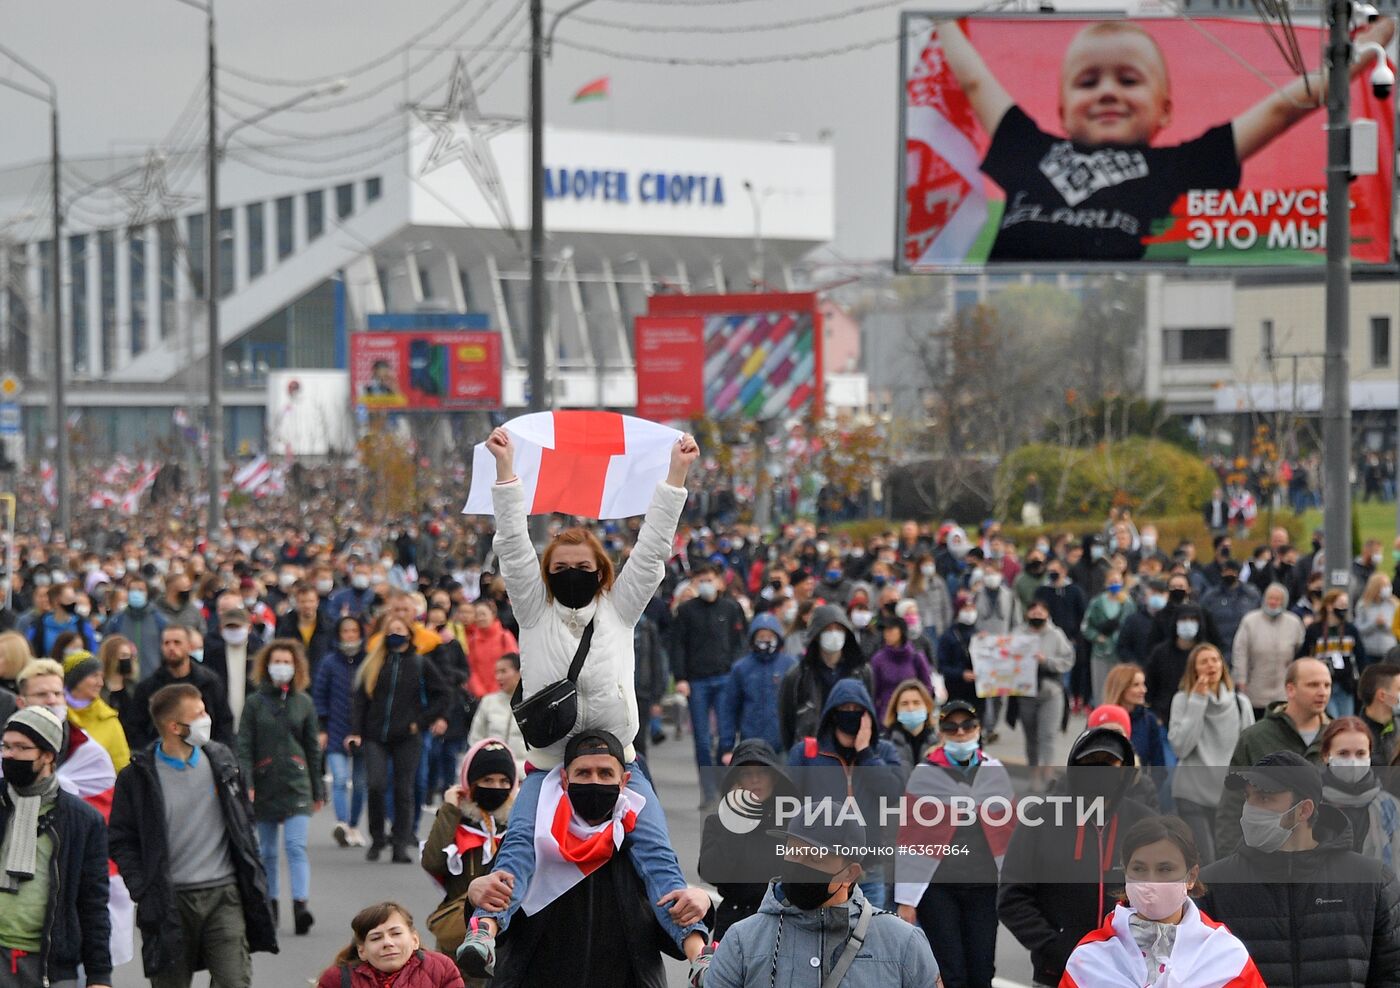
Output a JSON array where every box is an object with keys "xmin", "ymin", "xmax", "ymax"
[
  {"xmin": 551, "ymin": 32, "xmax": 898, "ymax": 65},
  {"xmin": 554, "ymin": 0, "xmax": 910, "ymax": 34}
]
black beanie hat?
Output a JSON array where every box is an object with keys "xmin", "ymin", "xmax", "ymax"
[{"xmin": 466, "ymin": 741, "xmax": 517, "ymax": 787}]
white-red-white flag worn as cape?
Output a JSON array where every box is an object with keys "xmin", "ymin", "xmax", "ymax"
[{"xmin": 463, "ymin": 411, "xmax": 681, "ymax": 520}]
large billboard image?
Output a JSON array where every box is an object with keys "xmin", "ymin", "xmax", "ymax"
[
  {"xmin": 898, "ymin": 13, "xmax": 1395, "ymax": 269},
  {"xmin": 351, "ymin": 329, "xmax": 502, "ymax": 410},
  {"xmin": 636, "ymin": 293, "xmax": 824, "ymax": 423}
]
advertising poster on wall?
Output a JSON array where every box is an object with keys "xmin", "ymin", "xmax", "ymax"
[
  {"xmin": 898, "ymin": 13, "xmax": 1396, "ymax": 270},
  {"xmin": 351, "ymin": 326, "xmax": 502, "ymax": 411}
]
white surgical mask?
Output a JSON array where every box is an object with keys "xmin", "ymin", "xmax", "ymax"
[
  {"xmin": 315, "ymin": 579, "xmax": 334, "ymax": 595},
  {"xmin": 223, "ymin": 626, "xmax": 249, "ymax": 646},
  {"xmin": 243, "ymin": 597, "xmax": 258, "ymax": 610},
  {"xmin": 1140, "ymin": 535, "xmax": 1157, "ymax": 551},
  {"xmin": 268, "ymin": 663, "xmax": 295, "ymax": 686},
  {"xmin": 1240, "ymin": 800, "xmax": 1301, "ymax": 852},
  {"xmin": 819, "ymin": 630, "xmax": 846, "ymax": 653},
  {"xmin": 1176, "ymin": 620, "xmax": 1199, "ymax": 640},
  {"xmin": 920, "ymin": 564, "xmax": 936, "ymax": 579},
  {"xmin": 957, "ymin": 608, "xmax": 978, "ymax": 626},
  {"xmin": 1126, "ymin": 880, "xmax": 1190, "ymax": 921},
  {"xmin": 182, "ymin": 714, "xmax": 213, "ymax": 749},
  {"xmin": 279, "ymin": 573, "xmax": 297, "ymax": 589},
  {"xmin": 850, "ymin": 609, "xmax": 872, "ymax": 629},
  {"xmin": 697, "ymin": 582, "xmax": 718, "ymax": 602},
  {"xmin": 781, "ymin": 604, "xmax": 798, "ymax": 623},
  {"xmin": 984, "ymin": 573, "xmax": 1003, "ymax": 591},
  {"xmin": 352, "ymin": 574, "xmax": 371, "ymax": 590},
  {"xmin": 1329, "ymin": 756, "xmax": 1371, "ymax": 784}
]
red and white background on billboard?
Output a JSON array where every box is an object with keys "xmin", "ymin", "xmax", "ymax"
[
  {"xmin": 634, "ymin": 317, "xmax": 706, "ymax": 421},
  {"xmin": 899, "ymin": 14, "xmax": 1396, "ymax": 268},
  {"xmin": 350, "ymin": 331, "xmax": 502, "ymax": 410}
]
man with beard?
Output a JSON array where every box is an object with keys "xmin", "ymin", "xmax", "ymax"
[{"xmin": 124, "ymin": 626, "xmax": 234, "ymax": 749}]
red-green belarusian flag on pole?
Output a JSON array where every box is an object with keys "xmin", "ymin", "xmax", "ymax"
[{"xmin": 572, "ymin": 76, "xmax": 610, "ymax": 103}]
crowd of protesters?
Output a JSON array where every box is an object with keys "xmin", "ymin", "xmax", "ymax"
[{"xmin": 6, "ymin": 447, "xmax": 1400, "ymax": 987}]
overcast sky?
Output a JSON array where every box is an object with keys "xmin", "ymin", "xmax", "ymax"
[{"xmin": 0, "ymin": 0, "xmax": 923, "ymax": 263}]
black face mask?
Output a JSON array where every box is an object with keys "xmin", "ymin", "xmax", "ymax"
[
  {"xmin": 117, "ymin": 658, "xmax": 133, "ymax": 677},
  {"xmin": 473, "ymin": 785, "xmax": 511, "ymax": 813},
  {"xmin": 1221, "ymin": 574, "xmax": 1238, "ymax": 587},
  {"xmin": 1, "ymin": 757, "xmax": 40, "ymax": 790},
  {"xmin": 1168, "ymin": 588, "xmax": 1187, "ymax": 605},
  {"xmin": 548, "ymin": 567, "xmax": 601, "ymax": 610},
  {"xmin": 831, "ymin": 709, "xmax": 864, "ymax": 737},
  {"xmin": 1027, "ymin": 561, "xmax": 1045, "ymax": 576},
  {"xmin": 781, "ymin": 860, "xmax": 840, "ymax": 911},
  {"xmin": 1028, "ymin": 617, "xmax": 1047, "ymax": 629},
  {"xmin": 1333, "ymin": 608, "xmax": 1349, "ymax": 621},
  {"xmin": 754, "ymin": 639, "xmax": 779, "ymax": 656},
  {"xmin": 567, "ymin": 782, "xmax": 621, "ymax": 824},
  {"xmin": 176, "ymin": 590, "xmax": 191, "ymax": 605}
]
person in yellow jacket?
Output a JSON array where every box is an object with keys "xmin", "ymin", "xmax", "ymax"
[{"xmin": 62, "ymin": 649, "xmax": 131, "ymax": 771}]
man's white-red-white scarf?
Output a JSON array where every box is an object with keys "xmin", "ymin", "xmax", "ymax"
[
  {"xmin": 56, "ymin": 724, "xmax": 135, "ymax": 968},
  {"xmin": 518, "ymin": 766, "xmax": 643, "ymax": 916},
  {"xmin": 1060, "ymin": 901, "xmax": 1265, "ymax": 988}
]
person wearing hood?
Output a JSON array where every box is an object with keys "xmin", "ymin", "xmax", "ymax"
[
  {"xmin": 1317, "ymin": 717, "xmax": 1400, "ymax": 868},
  {"xmin": 1200, "ymin": 752, "xmax": 1400, "ymax": 988},
  {"xmin": 719, "ymin": 614, "xmax": 799, "ymax": 758},
  {"xmin": 698, "ymin": 739, "xmax": 797, "ymax": 938},
  {"xmin": 1071, "ymin": 534, "xmax": 1111, "ymax": 600},
  {"xmin": 935, "ymin": 526, "xmax": 974, "ymax": 600},
  {"xmin": 883, "ymin": 680, "xmax": 939, "ymax": 777},
  {"xmin": 778, "ymin": 604, "xmax": 873, "ymax": 751},
  {"xmin": 1012, "ymin": 598, "xmax": 1076, "ymax": 791},
  {"xmin": 786, "ymin": 678, "xmax": 903, "ymax": 909},
  {"xmin": 896, "ymin": 699, "xmax": 1012, "ymax": 988},
  {"xmin": 908, "ymin": 552, "xmax": 952, "ymax": 644},
  {"xmin": 421, "ymin": 739, "xmax": 518, "ymax": 966},
  {"xmin": 1061, "ymin": 815, "xmax": 1263, "ymax": 988},
  {"xmin": 869, "ymin": 616, "xmax": 935, "ymax": 719},
  {"xmin": 998, "ymin": 727, "xmax": 1155, "ymax": 987},
  {"xmin": 1143, "ymin": 602, "xmax": 1207, "ymax": 726},
  {"xmin": 237, "ymin": 639, "xmax": 324, "ymax": 936},
  {"xmin": 705, "ymin": 816, "xmax": 940, "ymax": 988}
]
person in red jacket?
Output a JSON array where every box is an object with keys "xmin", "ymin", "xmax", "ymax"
[
  {"xmin": 317, "ymin": 901, "xmax": 463, "ymax": 988},
  {"xmin": 464, "ymin": 601, "xmax": 518, "ymax": 700}
]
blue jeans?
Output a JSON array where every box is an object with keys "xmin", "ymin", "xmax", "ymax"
[
  {"xmin": 688, "ymin": 674, "xmax": 728, "ymax": 801},
  {"xmin": 430, "ymin": 737, "xmax": 467, "ymax": 796},
  {"xmin": 474, "ymin": 763, "xmax": 705, "ymax": 949},
  {"xmin": 1329, "ymin": 687, "xmax": 1357, "ymax": 719},
  {"xmin": 257, "ymin": 815, "xmax": 310, "ymax": 901},
  {"xmin": 326, "ymin": 750, "xmax": 366, "ymax": 827}
]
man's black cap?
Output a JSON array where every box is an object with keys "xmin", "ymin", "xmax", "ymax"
[
  {"xmin": 564, "ymin": 729, "xmax": 626, "ymax": 769},
  {"xmin": 1224, "ymin": 751, "xmax": 1322, "ymax": 807}
]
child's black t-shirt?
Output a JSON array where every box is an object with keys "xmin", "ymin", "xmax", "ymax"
[{"xmin": 981, "ymin": 106, "xmax": 1241, "ymax": 261}]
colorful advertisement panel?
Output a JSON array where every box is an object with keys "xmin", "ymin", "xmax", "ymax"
[
  {"xmin": 898, "ymin": 13, "xmax": 1395, "ymax": 269},
  {"xmin": 638, "ymin": 293, "xmax": 824, "ymax": 423},
  {"xmin": 351, "ymin": 330, "xmax": 502, "ymax": 410}
]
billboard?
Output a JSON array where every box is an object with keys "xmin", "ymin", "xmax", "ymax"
[
  {"xmin": 637, "ymin": 293, "xmax": 823, "ymax": 423},
  {"xmin": 898, "ymin": 13, "xmax": 1396, "ymax": 270},
  {"xmin": 351, "ymin": 321, "xmax": 502, "ymax": 411}
]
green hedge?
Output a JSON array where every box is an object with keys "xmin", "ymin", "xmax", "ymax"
[{"xmin": 998, "ymin": 439, "xmax": 1220, "ymax": 523}]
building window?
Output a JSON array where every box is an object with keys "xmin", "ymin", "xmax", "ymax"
[
  {"xmin": 306, "ymin": 190, "xmax": 324, "ymax": 242},
  {"xmin": 6, "ymin": 244, "xmax": 29, "ymax": 373},
  {"xmin": 187, "ymin": 213, "xmax": 205, "ymax": 299},
  {"xmin": 1373, "ymin": 316, "xmax": 1392, "ymax": 368},
  {"xmin": 1261, "ymin": 319, "xmax": 1274, "ymax": 359},
  {"xmin": 158, "ymin": 220, "xmax": 177, "ymax": 340},
  {"xmin": 99, "ymin": 230, "xmax": 116, "ymax": 373},
  {"xmin": 335, "ymin": 183, "xmax": 354, "ymax": 220},
  {"xmin": 218, "ymin": 208, "xmax": 234, "ymax": 298},
  {"xmin": 418, "ymin": 265, "xmax": 435, "ymax": 304},
  {"xmin": 69, "ymin": 234, "xmax": 87, "ymax": 374},
  {"xmin": 37, "ymin": 240, "xmax": 52, "ymax": 316},
  {"xmin": 1163, "ymin": 327, "xmax": 1230, "ymax": 364},
  {"xmin": 246, "ymin": 202, "xmax": 265, "ymax": 279},
  {"xmin": 276, "ymin": 196, "xmax": 294, "ymax": 259},
  {"xmin": 129, "ymin": 228, "xmax": 146, "ymax": 356},
  {"xmin": 366, "ymin": 177, "xmax": 382, "ymax": 202}
]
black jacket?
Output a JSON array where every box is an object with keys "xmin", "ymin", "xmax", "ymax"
[
  {"xmin": 997, "ymin": 736, "xmax": 1154, "ymax": 986},
  {"xmin": 109, "ymin": 741, "xmax": 278, "ymax": 976},
  {"xmin": 1033, "ymin": 582, "xmax": 1088, "ymax": 644},
  {"xmin": 1199, "ymin": 805, "xmax": 1400, "ymax": 988},
  {"xmin": 201, "ymin": 630, "xmax": 267, "ymax": 698},
  {"xmin": 670, "ymin": 595, "xmax": 748, "ymax": 681},
  {"xmin": 777, "ymin": 635, "xmax": 873, "ymax": 752},
  {"xmin": 350, "ymin": 649, "xmax": 452, "ymax": 743},
  {"xmin": 274, "ymin": 610, "xmax": 336, "ymax": 673},
  {"xmin": 0, "ymin": 782, "xmax": 111, "ymax": 984},
  {"xmin": 124, "ymin": 660, "xmax": 236, "ymax": 750}
]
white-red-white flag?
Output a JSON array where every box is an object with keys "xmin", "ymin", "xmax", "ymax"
[
  {"xmin": 233, "ymin": 455, "xmax": 272, "ymax": 494},
  {"xmin": 39, "ymin": 460, "xmax": 57, "ymax": 508},
  {"xmin": 118, "ymin": 463, "xmax": 162, "ymax": 517},
  {"xmin": 463, "ymin": 411, "xmax": 680, "ymax": 520}
]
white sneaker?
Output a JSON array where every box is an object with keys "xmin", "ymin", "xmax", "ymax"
[{"xmin": 348, "ymin": 827, "xmax": 368, "ymax": 847}]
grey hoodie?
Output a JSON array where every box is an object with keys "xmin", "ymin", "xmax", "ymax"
[{"xmin": 707, "ymin": 883, "xmax": 939, "ymax": 988}]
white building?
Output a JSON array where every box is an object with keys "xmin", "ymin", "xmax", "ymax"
[{"xmin": 0, "ymin": 112, "xmax": 837, "ymax": 453}]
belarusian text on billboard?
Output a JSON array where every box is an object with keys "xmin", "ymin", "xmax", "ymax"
[{"xmin": 898, "ymin": 13, "xmax": 1395, "ymax": 269}]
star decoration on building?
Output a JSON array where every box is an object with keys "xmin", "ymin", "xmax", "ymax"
[
  {"xmin": 414, "ymin": 56, "xmax": 520, "ymax": 233},
  {"xmin": 120, "ymin": 151, "xmax": 197, "ymax": 228}
]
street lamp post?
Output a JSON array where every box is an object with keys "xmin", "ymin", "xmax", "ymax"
[
  {"xmin": 0, "ymin": 46, "xmax": 66, "ymax": 536},
  {"xmin": 742, "ymin": 180, "xmax": 775, "ymax": 290}
]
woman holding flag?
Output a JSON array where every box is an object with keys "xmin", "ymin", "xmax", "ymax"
[{"xmin": 456, "ymin": 420, "xmax": 711, "ymax": 979}]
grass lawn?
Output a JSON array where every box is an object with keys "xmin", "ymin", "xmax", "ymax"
[{"xmin": 1299, "ymin": 500, "xmax": 1399, "ymax": 554}]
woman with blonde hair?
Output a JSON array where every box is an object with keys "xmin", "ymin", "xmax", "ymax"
[
  {"xmin": 882, "ymin": 678, "xmax": 939, "ymax": 777},
  {"xmin": 317, "ymin": 902, "xmax": 463, "ymax": 988},
  {"xmin": 1167, "ymin": 643, "xmax": 1253, "ymax": 865},
  {"xmin": 1101, "ymin": 663, "xmax": 1166, "ymax": 766},
  {"xmin": 97, "ymin": 634, "xmax": 138, "ymax": 728},
  {"xmin": 0, "ymin": 629, "xmax": 31, "ymax": 693},
  {"xmin": 1356, "ymin": 571, "xmax": 1398, "ymax": 661},
  {"xmin": 237, "ymin": 638, "xmax": 324, "ymax": 934},
  {"xmin": 344, "ymin": 615, "xmax": 451, "ymax": 863}
]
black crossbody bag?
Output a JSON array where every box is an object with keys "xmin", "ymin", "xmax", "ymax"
[{"xmin": 511, "ymin": 619, "xmax": 596, "ymax": 749}]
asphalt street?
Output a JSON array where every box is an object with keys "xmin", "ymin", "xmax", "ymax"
[{"xmin": 109, "ymin": 711, "xmax": 1086, "ymax": 987}]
